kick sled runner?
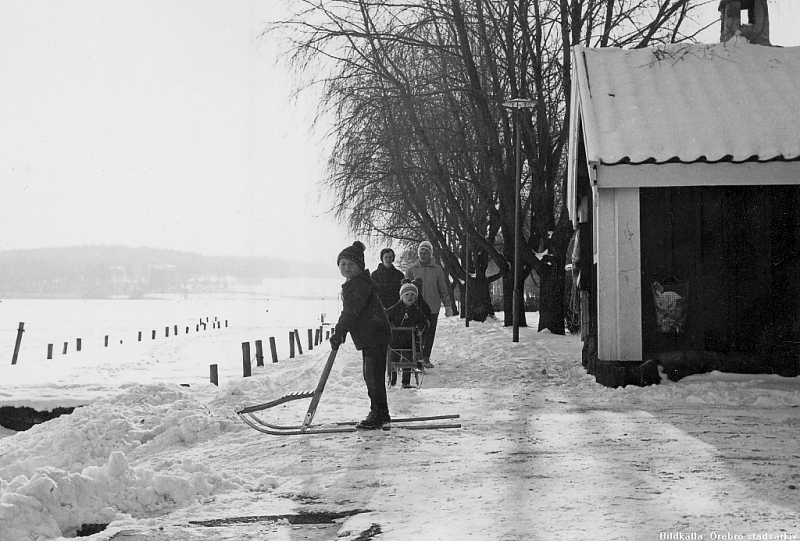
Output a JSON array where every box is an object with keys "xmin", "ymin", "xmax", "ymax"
[{"xmin": 237, "ymin": 349, "xmax": 461, "ymax": 435}]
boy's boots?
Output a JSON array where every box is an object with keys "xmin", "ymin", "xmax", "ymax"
[{"xmin": 356, "ymin": 410, "xmax": 391, "ymax": 429}]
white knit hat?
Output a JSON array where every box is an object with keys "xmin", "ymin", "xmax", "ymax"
[
  {"xmin": 399, "ymin": 282, "xmax": 418, "ymax": 299},
  {"xmin": 418, "ymin": 241, "xmax": 433, "ymax": 257}
]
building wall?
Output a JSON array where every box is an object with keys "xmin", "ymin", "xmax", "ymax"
[
  {"xmin": 595, "ymin": 186, "xmax": 643, "ymax": 361},
  {"xmin": 639, "ymin": 184, "xmax": 800, "ymax": 359}
]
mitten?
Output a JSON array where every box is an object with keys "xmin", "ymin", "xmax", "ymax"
[{"xmin": 330, "ymin": 332, "xmax": 345, "ymax": 350}]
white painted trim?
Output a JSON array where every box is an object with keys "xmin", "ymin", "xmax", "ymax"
[
  {"xmin": 596, "ymin": 187, "xmax": 643, "ymax": 362},
  {"xmin": 596, "ymin": 161, "xmax": 800, "ymax": 188}
]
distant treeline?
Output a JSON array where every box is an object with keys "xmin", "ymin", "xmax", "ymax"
[{"xmin": 0, "ymin": 245, "xmax": 323, "ymax": 299}]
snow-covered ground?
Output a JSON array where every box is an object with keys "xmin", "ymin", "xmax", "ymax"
[{"xmin": 1, "ymin": 308, "xmax": 799, "ymax": 541}]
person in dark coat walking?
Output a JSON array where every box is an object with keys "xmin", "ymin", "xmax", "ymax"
[
  {"xmin": 329, "ymin": 241, "xmax": 393, "ymax": 429},
  {"xmin": 371, "ymin": 248, "xmax": 405, "ymax": 309}
]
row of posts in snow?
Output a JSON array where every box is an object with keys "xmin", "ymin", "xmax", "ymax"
[
  {"xmin": 9, "ymin": 317, "xmax": 226, "ymax": 365},
  {"xmin": 209, "ymin": 325, "xmax": 332, "ymax": 386}
]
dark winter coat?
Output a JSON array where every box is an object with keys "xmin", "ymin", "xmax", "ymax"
[
  {"xmin": 385, "ymin": 300, "xmax": 429, "ymax": 349},
  {"xmin": 371, "ymin": 263, "xmax": 405, "ymax": 309},
  {"xmin": 335, "ymin": 269, "xmax": 392, "ymax": 350}
]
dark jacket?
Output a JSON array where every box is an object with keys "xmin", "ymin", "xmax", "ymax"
[
  {"xmin": 335, "ymin": 269, "xmax": 392, "ymax": 350},
  {"xmin": 371, "ymin": 263, "xmax": 405, "ymax": 309},
  {"xmin": 385, "ymin": 300, "xmax": 429, "ymax": 348}
]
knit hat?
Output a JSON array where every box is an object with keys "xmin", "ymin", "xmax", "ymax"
[
  {"xmin": 418, "ymin": 241, "xmax": 433, "ymax": 257},
  {"xmin": 337, "ymin": 241, "xmax": 366, "ymax": 269},
  {"xmin": 399, "ymin": 282, "xmax": 418, "ymax": 299}
]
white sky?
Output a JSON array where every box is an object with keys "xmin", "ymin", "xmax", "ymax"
[
  {"xmin": 0, "ymin": 0, "xmax": 359, "ymax": 265},
  {"xmin": 0, "ymin": 1, "xmax": 798, "ymax": 265}
]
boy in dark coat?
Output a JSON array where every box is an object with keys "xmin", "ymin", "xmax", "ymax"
[
  {"xmin": 330, "ymin": 241, "xmax": 393, "ymax": 429},
  {"xmin": 385, "ymin": 281, "xmax": 429, "ymax": 388},
  {"xmin": 371, "ymin": 248, "xmax": 405, "ymax": 309}
]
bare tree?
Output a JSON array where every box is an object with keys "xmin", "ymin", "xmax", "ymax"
[{"xmin": 272, "ymin": 0, "xmax": 706, "ymax": 332}]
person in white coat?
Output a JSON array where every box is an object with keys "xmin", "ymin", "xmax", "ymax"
[{"xmin": 404, "ymin": 240, "xmax": 453, "ymax": 368}]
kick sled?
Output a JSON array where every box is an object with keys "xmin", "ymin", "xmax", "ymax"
[
  {"xmin": 237, "ymin": 349, "xmax": 461, "ymax": 435},
  {"xmin": 387, "ymin": 326, "xmax": 426, "ymax": 388}
]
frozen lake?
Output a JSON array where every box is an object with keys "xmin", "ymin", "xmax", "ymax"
[{"xmin": 0, "ymin": 277, "xmax": 345, "ymax": 405}]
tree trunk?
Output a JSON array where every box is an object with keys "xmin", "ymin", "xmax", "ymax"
[
  {"xmin": 537, "ymin": 216, "xmax": 573, "ymax": 335},
  {"xmin": 462, "ymin": 275, "xmax": 494, "ymax": 322}
]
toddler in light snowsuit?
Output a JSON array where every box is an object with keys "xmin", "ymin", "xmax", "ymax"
[{"xmin": 385, "ymin": 281, "xmax": 429, "ymax": 388}]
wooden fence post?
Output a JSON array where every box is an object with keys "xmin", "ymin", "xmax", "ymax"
[
  {"xmin": 186, "ymin": 326, "xmax": 189, "ymax": 334},
  {"xmin": 289, "ymin": 332, "xmax": 295, "ymax": 358},
  {"xmin": 174, "ymin": 325, "xmax": 178, "ymax": 335},
  {"xmin": 138, "ymin": 331, "xmax": 142, "ymax": 342},
  {"xmin": 210, "ymin": 364, "xmax": 218, "ymax": 386},
  {"xmin": 308, "ymin": 329, "xmax": 313, "ymax": 351},
  {"xmin": 47, "ymin": 344, "xmax": 53, "ymax": 360},
  {"xmin": 63, "ymin": 342, "xmax": 68, "ymax": 354},
  {"xmin": 152, "ymin": 330, "xmax": 156, "ymax": 339},
  {"xmin": 242, "ymin": 342, "xmax": 251, "ymax": 377},
  {"xmin": 294, "ymin": 329, "xmax": 303, "ymax": 355},
  {"xmin": 255, "ymin": 340, "xmax": 264, "ymax": 367},
  {"xmin": 104, "ymin": 335, "xmax": 109, "ymax": 347},
  {"xmin": 77, "ymin": 338, "xmax": 82, "ymax": 352},
  {"xmin": 269, "ymin": 337, "xmax": 278, "ymax": 363},
  {"xmin": 11, "ymin": 322, "xmax": 24, "ymax": 365},
  {"xmin": 165, "ymin": 327, "xmax": 170, "ymax": 337}
]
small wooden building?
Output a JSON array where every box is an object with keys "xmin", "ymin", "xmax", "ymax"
[{"xmin": 567, "ymin": 39, "xmax": 800, "ymax": 387}]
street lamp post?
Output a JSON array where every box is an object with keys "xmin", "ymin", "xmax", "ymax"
[
  {"xmin": 463, "ymin": 182, "xmax": 469, "ymax": 329},
  {"xmin": 503, "ymin": 98, "xmax": 536, "ymax": 343},
  {"xmin": 454, "ymin": 180, "xmax": 470, "ymax": 328}
]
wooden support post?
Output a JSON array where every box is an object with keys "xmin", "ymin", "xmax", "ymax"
[
  {"xmin": 11, "ymin": 322, "xmax": 24, "ymax": 365},
  {"xmin": 138, "ymin": 331, "xmax": 142, "ymax": 342},
  {"xmin": 210, "ymin": 364, "xmax": 218, "ymax": 386},
  {"xmin": 77, "ymin": 338, "xmax": 82, "ymax": 352},
  {"xmin": 289, "ymin": 332, "xmax": 295, "ymax": 358},
  {"xmin": 165, "ymin": 327, "xmax": 170, "ymax": 337},
  {"xmin": 269, "ymin": 337, "xmax": 278, "ymax": 363},
  {"xmin": 242, "ymin": 342, "xmax": 251, "ymax": 377},
  {"xmin": 152, "ymin": 330, "xmax": 156, "ymax": 339},
  {"xmin": 174, "ymin": 325, "xmax": 178, "ymax": 335},
  {"xmin": 225, "ymin": 320, "xmax": 228, "ymax": 327},
  {"xmin": 255, "ymin": 340, "xmax": 264, "ymax": 367},
  {"xmin": 47, "ymin": 344, "xmax": 53, "ymax": 359},
  {"xmin": 63, "ymin": 342, "xmax": 68, "ymax": 354},
  {"xmin": 105, "ymin": 335, "xmax": 109, "ymax": 347},
  {"xmin": 186, "ymin": 326, "xmax": 189, "ymax": 334},
  {"xmin": 294, "ymin": 329, "xmax": 303, "ymax": 355},
  {"xmin": 308, "ymin": 328, "xmax": 314, "ymax": 351}
]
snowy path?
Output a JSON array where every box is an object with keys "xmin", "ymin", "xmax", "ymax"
[
  {"xmin": 121, "ymin": 321, "xmax": 798, "ymax": 541},
  {"xmin": 1, "ymin": 315, "xmax": 798, "ymax": 540}
]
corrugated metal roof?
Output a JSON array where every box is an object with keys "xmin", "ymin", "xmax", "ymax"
[{"xmin": 573, "ymin": 39, "xmax": 800, "ymax": 165}]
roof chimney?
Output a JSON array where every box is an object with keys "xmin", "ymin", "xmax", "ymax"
[{"xmin": 719, "ymin": 0, "xmax": 771, "ymax": 45}]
